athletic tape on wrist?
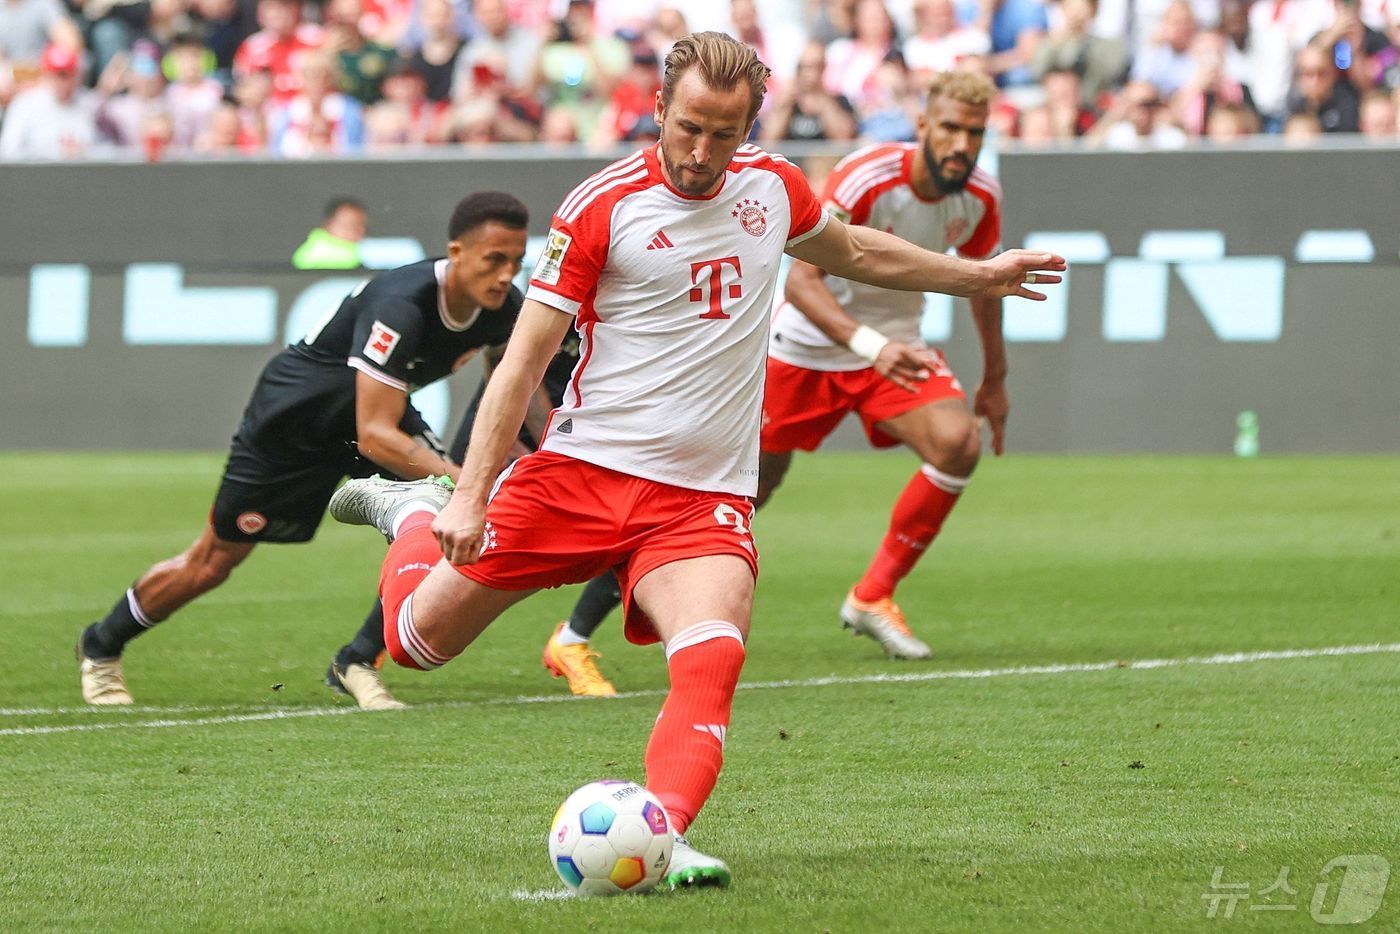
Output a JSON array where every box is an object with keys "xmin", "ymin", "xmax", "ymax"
[{"xmin": 848, "ymin": 325, "xmax": 890, "ymax": 363}]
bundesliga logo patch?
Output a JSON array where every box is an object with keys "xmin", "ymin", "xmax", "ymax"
[
  {"xmin": 364, "ymin": 321, "xmax": 401, "ymax": 365},
  {"xmin": 732, "ymin": 198, "xmax": 768, "ymax": 237},
  {"xmin": 534, "ymin": 229, "xmax": 571, "ymax": 285}
]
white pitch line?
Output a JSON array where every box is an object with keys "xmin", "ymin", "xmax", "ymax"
[
  {"xmin": 4, "ymin": 642, "xmax": 1397, "ymax": 738},
  {"xmin": 509, "ymin": 889, "xmax": 574, "ymax": 902}
]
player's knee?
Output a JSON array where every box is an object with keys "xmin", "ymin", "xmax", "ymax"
[{"xmin": 929, "ymin": 416, "xmax": 980, "ymax": 476}]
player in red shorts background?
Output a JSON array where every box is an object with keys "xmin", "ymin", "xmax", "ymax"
[
  {"xmin": 330, "ymin": 34, "xmax": 1064, "ymax": 887},
  {"xmin": 759, "ymin": 71, "xmax": 1013, "ymax": 661}
]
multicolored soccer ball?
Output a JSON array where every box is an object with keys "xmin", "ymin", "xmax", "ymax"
[{"xmin": 548, "ymin": 780, "xmax": 673, "ymax": 896}]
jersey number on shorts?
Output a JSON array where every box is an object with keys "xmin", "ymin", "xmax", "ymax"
[
  {"xmin": 713, "ymin": 504, "xmax": 750, "ymax": 535},
  {"xmin": 689, "ymin": 256, "xmax": 743, "ymax": 321}
]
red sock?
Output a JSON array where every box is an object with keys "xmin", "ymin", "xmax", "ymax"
[
  {"xmin": 644, "ymin": 622, "xmax": 746, "ymax": 835},
  {"xmin": 854, "ymin": 464, "xmax": 968, "ymax": 602},
  {"xmin": 378, "ymin": 513, "xmax": 446, "ymax": 670}
]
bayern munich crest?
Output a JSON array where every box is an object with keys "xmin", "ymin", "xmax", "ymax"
[{"xmin": 732, "ymin": 198, "xmax": 768, "ymax": 237}]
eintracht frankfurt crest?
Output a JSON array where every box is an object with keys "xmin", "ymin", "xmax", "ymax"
[{"xmin": 733, "ymin": 198, "xmax": 768, "ymax": 237}]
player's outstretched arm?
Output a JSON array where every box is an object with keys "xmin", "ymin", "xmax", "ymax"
[
  {"xmin": 788, "ymin": 217, "xmax": 1066, "ymax": 300},
  {"xmin": 435, "ymin": 300, "xmax": 573, "ymax": 565}
]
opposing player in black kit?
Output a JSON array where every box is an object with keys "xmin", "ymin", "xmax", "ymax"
[
  {"xmin": 76, "ymin": 192, "xmax": 532, "ymax": 710},
  {"xmin": 447, "ymin": 332, "xmax": 623, "ymax": 697}
]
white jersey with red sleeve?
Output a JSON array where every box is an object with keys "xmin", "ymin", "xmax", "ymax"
[
  {"xmin": 769, "ymin": 142, "xmax": 1002, "ymax": 372},
  {"xmin": 525, "ymin": 142, "xmax": 828, "ymax": 496}
]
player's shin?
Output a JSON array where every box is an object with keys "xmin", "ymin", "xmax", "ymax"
[
  {"xmin": 377, "ymin": 515, "xmax": 452, "ymax": 670},
  {"xmin": 854, "ymin": 464, "xmax": 968, "ymax": 601},
  {"xmin": 644, "ymin": 621, "xmax": 747, "ymax": 835}
]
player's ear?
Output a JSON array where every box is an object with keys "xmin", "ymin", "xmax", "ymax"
[{"xmin": 653, "ymin": 89, "xmax": 665, "ymax": 125}]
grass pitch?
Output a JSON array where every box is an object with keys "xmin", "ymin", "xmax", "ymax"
[{"xmin": 2, "ymin": 452, "xmax": 1397, "ymax": 932}]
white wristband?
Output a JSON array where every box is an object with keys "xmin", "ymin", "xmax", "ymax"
[{"xmin": 847, "ymin": 325, "xmax": 890, "ymax": 363}]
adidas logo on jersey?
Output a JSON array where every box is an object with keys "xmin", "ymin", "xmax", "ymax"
[
  {"xmin": 556, "ymin": 418, "xmax": 573, "ymax": 434},
  {"xmin": 645, "ymin": 230, "xmax": 675, "ymax": 250}
]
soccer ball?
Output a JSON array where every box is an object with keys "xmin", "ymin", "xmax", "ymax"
[{"xmin": 548, "ymin": 780, "xmax": 673, "ymax": 896}]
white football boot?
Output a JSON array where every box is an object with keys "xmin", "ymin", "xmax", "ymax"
[
  {"xmin": 77, "ymin": 650, "xmax": 134, "ymax": 705},
  {"xmin": 328, "ymin": 475, "xmax": 454, "ymax": 541},
  {"xmin": 665, "ymin": 834, "xmax": 732, "ymax": 889},
  {"xmin": 839, "ymin": 589, "xmax": 933, "ymax": 660},
  {"xmin": 328, "ymin": 659, "xmax": 408, "ymax": 711}
]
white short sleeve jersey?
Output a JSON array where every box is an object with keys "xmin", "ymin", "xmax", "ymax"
[
  {"xmin": 526, "ymin": 142, "xmax": 828, "ymax": 496},
  {"xmin": 769, "ymin": 142, "xmax": 1002, "ymax": 372}
]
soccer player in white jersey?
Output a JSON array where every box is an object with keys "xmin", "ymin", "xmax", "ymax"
[
  {"xmin": 329, "ymin": 35, "xmax": 1064, "ymax": 888},
  {"xmin": 759, "ymin": 71, "xmax": 1010, "ymax": 661}
]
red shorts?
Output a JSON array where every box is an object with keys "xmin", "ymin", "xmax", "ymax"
[
  {"xmin": 761, "ymin": 354, "xmax": 964, "ymax": 452},
  {"xmin": 453, "ymin": 451, "xmax": 759, "ymax": 645}
]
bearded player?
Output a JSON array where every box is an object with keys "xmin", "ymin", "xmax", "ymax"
[{"xmin": 759, "ymin": 71, "xmax": 1011, "ymax": 661}]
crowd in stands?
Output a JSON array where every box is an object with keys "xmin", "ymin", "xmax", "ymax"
[{"xmin": 1, "ymin": 0, "xmax": 1398, "ymax": 159}]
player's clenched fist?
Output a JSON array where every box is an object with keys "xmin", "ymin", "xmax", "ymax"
[{"xmin": 433, "ymin": 497, "xmax": 489, "ymax": 565}]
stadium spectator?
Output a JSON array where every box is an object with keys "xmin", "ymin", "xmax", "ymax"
[
  {"xmin": 322, "ymin": 0, "xmax": 399, "ymax": 105},
  {"xmin": 234, "ymin": 0, "xmax": 324, "ymax": 103},
  {"xmin": 403, "ymin": 0, "xmax": 461, "ymax": 102},
  {"xmin": 1310, "ymin": 0, "xmax": 1394, "ymax": 91},
  {"xmin": 1358, "ymin": 87, "xmax": 1398, "ymax": 134},
  {"xmin": 0, "ymin": 0, "xmax": 83, "ymax": 76},
  {"xmin": 1131, "ymin": 0, "xmax": 1200, "ymax": 97},
  {"xmin": 293, "ymin": 196, "xmax": 368, "ymax": 268},
  {"xmin": 193, "ymin": 97, "xmax": 251, "ymax": 152},
  {"xmin": 981, "ymin": 0, "xmax": 1051, "ymax": 90},
  {"xmin": 1243, "ymin": 0, "xmax": 1332, "ymax": 129},
  {"xmin": 824, "ymin": 0, "xmax": 898, "ymax": 114},
  {"xmin": 760, "ymin": 40, "xmax": 858, "ymax": 142},
  {"xmin": 448, "ymin": 0, "xmax": 540, "ymax": 105},
  {"xmin": 189, "ymin": 0, "xmax": 259, "ymax": 76},
  {"xmin": 1040, "ymin": 65, "xmax": 1096, "ymax": 134},
  {"xmin": 271, "ymin": 50, "xmax": 365, "ymax": 155},
  {"xmin": 231, "ymin": 65, "xmax": 274, "ymax": 152},
  {"xmin": 761, "ymin": 70, "xmax": 1023, "ymax": 662},
  {"xmin": 1130, "ymin": 0, "xmax": 1220, "ymax": 57},
  {"xmin": 1282, "ymin": 109, "xmax": 1324, "ymax": 137},
  {"xmin": 1174, "ymin": 30, "xmax": 1259, "ymax": 136},
  {"xmin": 0, "ymin": 43, "xmax": 99, "ymax": 159},
  {"xmin": 1287, "ymin": 42, "xmax": 1361, "ymax": 129},
  {"xmin": 363, "ymin": 98, "xmax": 414, "ymax": 148},
  {"xmin": 95, "ymin": 42, "xmax": 170, "ymax": 152},
  {"xmin": 904, "ymin": 0, "xmax": 991, "ymax": 83},
  {"xmin": 1085, "ymin": 79, "xmax": 1188, "ymax": 146},
  {"xmin": 82, "ymin": 0, "xmax": 153, "ymax": 74},
  {"xmin": 534, "ymin": 0, "xmax": 630, "ymax": 132},
  {"xmin": 165, "ymin": 33, "xmax": 226, "ymax": 149},
  {"xmin": 327, "ymin": 33, "xmax": 1061, "ymax": 886},
  {"xmin": 1030, "ymin": 0, "xmax": 1127, "ymax": 106},
  {"xmin": 1016, "ymin": 101, "xmax": 1070, "ymax": 140},
  {"xmin": 857, "ymin": 50, "xmax": 924, "ymax": 140},
  {"xmin": 1204, "ymin": 100, "xmax": 1258, "ymax": 138},
  {"xmin": 379, "ymin": 57, "xmax": 445, "ymax": 143},
  {"xmin": 76, "ymin": 191, "xmax": 537, "ymax": 711},
  {"xmin": 593, "ymin": 42, "xmax": 662, "ymax": 146}
]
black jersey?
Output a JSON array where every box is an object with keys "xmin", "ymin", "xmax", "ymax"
[{"xmin": 229, "ymin": 259, "xmax": 523, "ymax": 475}]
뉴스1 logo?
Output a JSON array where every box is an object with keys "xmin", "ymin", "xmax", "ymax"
[
  {"xmin": 732, "ymin": 198, "xmax": 768, "ymax": 237},
  {"xmin": 533, "ymin": 229, "xmax": 571, "ymax": 285}
]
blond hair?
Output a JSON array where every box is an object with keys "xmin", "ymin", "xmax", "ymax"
[
  {"xmin": 662, "ymin": 32, "xmax": 771, "ymax": 124},
  {"xmin": 926, "ymin": 70, "xmax": 998, "ymax": 108}
]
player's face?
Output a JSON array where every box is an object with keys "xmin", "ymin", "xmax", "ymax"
[
  {"xmin": 654, "ymin": 68, "xmax": 755, "ymax": 197},
  {"xmin": 448, "ymin": 221, "xmax": 528, "ymax": 310},
  {"xmin": 918, "ymin": 95, "xmax": 989, "ymax": 195}
]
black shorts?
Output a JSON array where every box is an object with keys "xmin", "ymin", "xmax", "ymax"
[{"xmin": 211, "ymin": 408, "xmax": 446, "ymax": 544}]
